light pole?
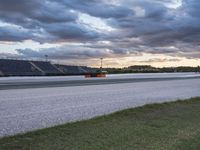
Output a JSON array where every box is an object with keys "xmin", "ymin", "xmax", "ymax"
[
  {"xmin": 44, "ymin": 55, "xmax": 48, "ymax": 62},
  {"xmin": 100, "ymin": 58, "xmax": 103, "ymax": 73}
]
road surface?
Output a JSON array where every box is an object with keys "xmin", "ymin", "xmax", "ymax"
[
  {"xmin": 0, "ymin": 73, "xmax": 200, "ymax": 137},
  {"xmin": 0, "ymin": 72, "xmax": 199, "ymax": 90}
]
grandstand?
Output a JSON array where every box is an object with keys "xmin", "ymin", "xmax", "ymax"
[
  {"xmin": 55, "ymin": 64, "xmax": 95, "ymax": 75},
  {"xmin": 0, "ymin": 59, "xmax": 95, "ymax": 76},
  {"xmin": 0, "ymin": 59, "xmax": 42, "ymax": 76},
  {"xmin": 31, "ymin": 61, "xmax": 61, "ymax": 75}
]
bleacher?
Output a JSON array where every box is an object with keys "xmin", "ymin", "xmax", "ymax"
[
  {"xmin": 55, "ymin": 65, "xmax": 95, "ymax": 75},
  {"xmin": 0, "ymin": 59, "xmax": 95, "ymax": 76},
  {"xmin": 0, "ymin": 59, "xmax": 42, "ymax": 76},
  {"xmin": 31, "ymin": 61, "xmax": 62, "ymax": 75}
]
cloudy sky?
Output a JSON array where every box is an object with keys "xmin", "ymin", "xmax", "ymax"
[{"xmin": 0, "ymin": 0, "xmax": 199, "ymax": 67}]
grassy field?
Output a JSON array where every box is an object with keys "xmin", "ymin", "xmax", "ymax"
[{"xmin": 0, "ymin": 97, "xmax": 200, "ymax": 150}]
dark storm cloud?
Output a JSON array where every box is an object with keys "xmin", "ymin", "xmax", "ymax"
[
  {"xmin": 0, "ymin": 0, "xmax": 38, "ymax": 12},
  {"xmin": 0, "ymin": 0, "xmax": 77, "ymax": 24},
  {"xmin": 103, "ymin": 0, "xmax": 200, "ymax": 59},
  {"xmin": 182, "ymin": 0, "xmax": 200, "ymax": 18},
  {"xmin": 0, "ymin": 0, "xmax": 200, "ymax": 60},
  {"xmin": 0, "ymin": 0, "xmax": 89, "ymax": 42},
  {"xmin": 16, "ymin": 46, "xmax": 114, "ymax": 59},
  {"xmin": 43, "ymin": 23, "xmax": 100, "ymax": 42},
  {"xmin": 59, "ymin": 0, "xmax": 134, "ymax": 19},
  {"xmin": 0, "ymin": 26, "xmax": 34, "ymax": 41}
]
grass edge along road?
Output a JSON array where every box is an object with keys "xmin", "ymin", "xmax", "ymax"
[{"xmin": 1, "ymin": 97, "xmax": 200, "ymax": 150}]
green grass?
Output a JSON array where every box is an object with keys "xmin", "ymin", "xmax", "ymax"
[{"xmin": 1, "ymin": 97, "xmax": 200, "ymax": 150}]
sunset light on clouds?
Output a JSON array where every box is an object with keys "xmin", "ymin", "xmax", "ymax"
[{"xmin": 0, "ymin": 0, "xmax": 199, "ymax": 67}]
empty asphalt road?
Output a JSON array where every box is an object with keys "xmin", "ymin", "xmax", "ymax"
[{"xmin": 0, "ymin": 73, "xmax": 199, "ymax": 90}]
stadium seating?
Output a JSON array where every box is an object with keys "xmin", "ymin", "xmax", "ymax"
[
  {"xmin": 0, "ymin": 59, "xmax": 95, "ymax": 76},
  {"xmin": 0, "ymin": 59, "xmax": 42, "ymax": 76},
  {"xmin": 31, "ymin": 61, "xmax": 62, "ymax": 75},
  {"xmin": 55, "ymin": 65, "xmax": 95, "ymax": 75}
]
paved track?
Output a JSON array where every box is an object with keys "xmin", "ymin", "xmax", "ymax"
[
  {"xmin": 0, "ymin": 73, "xmax": 199, "ymax": 90},
  {"xmin": 0, "ymin": 73, "xmax": 200, "ymax": 137}
]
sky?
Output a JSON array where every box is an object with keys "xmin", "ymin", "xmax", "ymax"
[{"xmin": 0, "ymin": 0, "xmax": 199, "ymax": 67}]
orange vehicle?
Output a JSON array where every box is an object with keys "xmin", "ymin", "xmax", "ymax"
[
  {"xmin": 84, "ymin": 71, "xmax": 107, "ymax": 78},
  {"xmin": 85, "ymin": 58, "xmax": 107, "ymax": 78}
]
